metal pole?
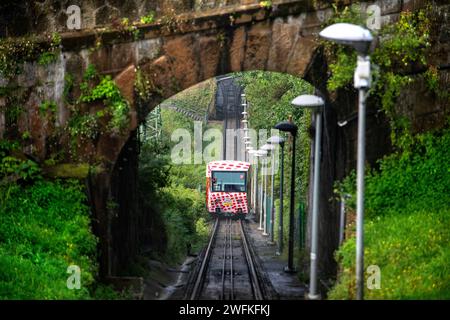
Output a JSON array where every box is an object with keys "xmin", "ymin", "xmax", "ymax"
[
  {"xmin": 250, "ymin": 154, "xmax": 254, "ymax": 209},
  {"xmin": 254, "ymin": 159, "xmax": 259, "ymax": 221},
  {"xmin": 339, "ymin": 196, "xmax": 346, "ymax": 246},
  {"xmin": 308, "ymin": 111, "xmax": 322, "ymax": 299},
  {"xmin": 277, "ymin": 142, "xmax": 285, "ymax": 255},
  {"xmin": 269, "ymin": 147, "xmax": 275, "ymax": 243},
  {"xmin": 285, "ymin": 134, "xmax": 296, "ymax": 272},
  {"xmin": 258, "ymin": 159, "xmax": 264, "ymax": 230},
  {"xmin": 263, "ymin": 157, "xmax": 268, "ymax": 236},
  {"xmin": 356, "ymin": 88, "xmax": 367, "ymax": 300}
]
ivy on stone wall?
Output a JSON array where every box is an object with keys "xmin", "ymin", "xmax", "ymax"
[
  {"xmin": 323, "ymin": 4, "xmax": 447, "ymax": 150},
  {"xmin": 65, "ymin": 64, "xmax": 130, "ymax": 145},
  {"xmin": 0, "ymin": 32, "xmax": 61, "ymax": 79}
]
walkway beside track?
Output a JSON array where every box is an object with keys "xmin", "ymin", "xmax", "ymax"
[{"xmin": 244, "ymin": 216, "xmax": 306, "ymax": 300}]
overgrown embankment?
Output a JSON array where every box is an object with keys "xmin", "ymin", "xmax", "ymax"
[
  {"xmin": 327, "ymin": 3, "xmax": 450, "ymax": 299},
  {"xmin": 330, "ymin": 127, "xmax": 450, "ymax": 299},
  {"xmin": 0, "ymin": 142, "xmax": 117, "ymax": 299},
  {"xmin": 136, "ymin": 81, "xmax": 215, "ymax": 267},
  {"xmin": 238, "ymin": 71, "xmax": 314, "ymax": 278}
]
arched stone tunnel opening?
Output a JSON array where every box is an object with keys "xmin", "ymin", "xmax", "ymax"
[
  {"xmin": 1, "ymin": 0, "xmax": 448, "ymax": 301},
  {"xmin": 102, "ymin": 63, "xmax": 393, "ymax": 295}
]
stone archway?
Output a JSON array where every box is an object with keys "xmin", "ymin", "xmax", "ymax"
[
  {"xmin": 0, "ymin": 1, "xmax": 363, "ymax": 282},
  {"xmin": 100, "ymin": 22, "xmax": 325, "ymax": 276}
]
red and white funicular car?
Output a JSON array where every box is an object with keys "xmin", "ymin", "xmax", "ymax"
[{"xmin": 206, "ymin": 160, "xmax": 251, "ymax": 218}]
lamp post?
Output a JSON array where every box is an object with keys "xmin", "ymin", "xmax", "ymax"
[
  {"xmin": 252, "ymin": 150, "xmax": 261, "ymax": 222},
  {"xmin": 261, "ymin": 143, "xmax": 275, "ymax": 237},
  {"xmin": 320, "ymin": 23, "xmax": 373, "ymax": 300},
  {"xmin": 257, "ymin": 149, "xmax": 268, "ymax": 230},
  {"xmin": 244, "ymin": 140, "xmax": 252, "ymax": 163},
  {"xmin": 268, "ymin": 140, "xmax": 276, "ymax": 244},
  {"xmin": 268, "ymin": 135, "xmax": 285, "ymax": 252},
  {"xmin": 292, "ymin": 94, "xmax": 325, "ymax": 300},
  {"xmin": 274, "ymin": 121, "xmax": 298, "ymax": 273},
  {"xmin": 248, "ymin": 149, "xmax": 257, "ymax": 211}
]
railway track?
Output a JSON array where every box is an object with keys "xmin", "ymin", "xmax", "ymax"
[
  {"xmin": 188, "ymin": 218, "xmax": 265, "ymax": 300},
  {"xmin": 185, "ymin": 77, "xmax": 270, "ymax": 300}
]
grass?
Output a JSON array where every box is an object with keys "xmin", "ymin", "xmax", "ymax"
[
  {"xmin": 0, "ymin": 179, "xmax": 118, "ymax": 299},
  {"xmin": 330, "ymin": 128, "xmax": 450, "ymax": 299},
  {"xmin": 330, "ymin": 209, "xmax": 450, "ymax": 299}
]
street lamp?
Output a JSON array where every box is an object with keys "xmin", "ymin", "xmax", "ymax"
[
  {"xmin": 257, "ymin": 149, "xmax": 268, "ymax": 230},
  {"xmin": 292, "ymin": 94, "xmax": 325, "ymax": 300},
  {"xmin": 251, "ymin": 150, "xmax": 262, "ymax": 221},
  {"xmin": 274, "ymin": 121, "xmax": 298, "ymax": 273},
  {"xmin": 261, "ymin": 143, "xmax": 275, "ymax": 237},
  {"xmin": 248, "ymin": 149, "xmax": 257, "ymax": 211},
  {"xmin": 320, "ymin": 23, "xmax": 373, "ymax": 300},
  {"xmin": 268, "ymin": 135, "xmax": 285, "ymax": 252}
]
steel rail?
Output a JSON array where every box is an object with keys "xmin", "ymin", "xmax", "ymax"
[
  {"xmin": 220, "ymin": 219, "xmax": 228, "ymax": 299},
  {"xmin": 239, "ymin": 220, "xmax": 264, "ymax": 300},
  {"xmin": 189, "ymin": 218, "xmax": 220, "ymax": 300}
]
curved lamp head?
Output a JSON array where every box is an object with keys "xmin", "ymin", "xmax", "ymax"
[
  {"xmin": 257, "ymin": 149, "xmax": 268, "ymax": 157},
  {"xmin": 268, "ymin": 135, "xmax": 285, "ymax": 145},
  {"xmin": 319, "ymin": 23, "xmax": 373, "ymax": 55},
  {"xmin": 291, "ymin": 95, "xmax": 325, "ymax": 111},
  {"xmin": 275, "ymin": 121, "xmax": 298, "ymax": 136},
  {"xmin": 261, "ymin": 144, "xmax": 275, "ymax": 151}
]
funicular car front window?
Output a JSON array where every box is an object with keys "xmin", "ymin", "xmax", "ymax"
[{"xmin": 211, "ymin": 171, "xmax": 246, "ymax": 192}]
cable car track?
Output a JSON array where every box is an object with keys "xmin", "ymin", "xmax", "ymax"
[
  {"xmin": 185, "ymin": 77, "xmax": 268, "ymax": 300},
  {"xmin": 188, "ymin": 218, "xmax": 265, "ymax": 300}
]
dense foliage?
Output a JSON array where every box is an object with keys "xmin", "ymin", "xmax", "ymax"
[
  {"xmin": 0, "ymin": 142, "xmax": 118, "ymax": 299},
  {"xmin": 330, "ymin": 128, "xmax": 450, "ymax": 299},
  {"xmin": 0, "ymin": 180, "xmax": 97, "ymax": 299},
  {"xmin": 137, "ymin": 85, "xmax": 214, "ymax": 264},
  {"xmin": 75, "ymin": 64, "xmax": 130, "ymax": 135},
  {"xmin": 237, "ymin": 71, "xmax": 313, "ymax": 268},
  {"xmin": 324, "ymin": 3, "xmax": 450, "ymax": 299},
  {"xmin": 238, "ymin": 71, "xmax": 313, "ymax": 199},
  {"xmin": 0, "ymin": 32, "xmax": 61, "ymax": 79},
  {"xmin": 324, "ymin": 4, "xmax": 448, "ymax": 147},
  {"xmin": 162, "ymin": 79, "xmax": 216, "ymax": 117}
]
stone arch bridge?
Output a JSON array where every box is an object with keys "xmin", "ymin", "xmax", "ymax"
[{"xmin": 1, "ymin": 0, "xmax": 446, "ymax": 280}]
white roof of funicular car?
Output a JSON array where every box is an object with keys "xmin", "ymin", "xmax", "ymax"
[{"xmin": 206, "ymin": 160, "xmax": 251, "ymax": 177}]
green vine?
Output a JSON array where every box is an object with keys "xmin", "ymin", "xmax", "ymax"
[
  {"xmin": 67, "ymin": 113, "xmax": 99, "ymax": 140},
  {"xmin": 38, "ymin": 100, "xmax": 56, "ymax": 116},
  {"xmin": 63, "ymin": 73, "xmax": 74, "ymax": 103},
  {"xmin": 259, "ymin": 1, "xmax": 273, "ymax": 9},
  {"xmin": 66, "ymin": 64, "xmax": 130, "ymax": 143},
  {"xmin": 79, "ymin": 74, "xmax": 130, "ymax": 132},
  {"xmin": 140, "ymin": 12, "xmax": 155, "ymax": 24},
  {"xmin": 0, "ymin": 32, "xmax": 61, "ymax": 79},
  {"xmin": 323, "ymin": 3, "xmax": 367, "ymax": 91},
  {"xmin": 324, "ymin": 4, "xmax": 443, "ymax": 150},
  {"xmin": 134, "ymin": 67, "xmax": 161, "ymax": 101}
]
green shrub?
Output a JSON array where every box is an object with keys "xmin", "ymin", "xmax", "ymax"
[
  {"xmin": 160, "ymin": 184, "xmax": 208, "ymax": 263},
  {"xmin": 0, "ymin": 180, "xmax": 99, "ymax": 299},
  {"xmin": 331, "ymin": 128, "xmax": 450, "ymax": 299},
  {"xmin": 140, "ymin": 12, "xmax": 155, "ymax": 24},
  {"xmin": 0, "ymin": 156, "xmax": 41, "ymax": 183},
  {"xmin": 329, "ymin": 209, "xmax": 450, "ymax": 299},
  {"xmin": 79, "ymin": 74, "xmax": 130, "ymax": 133},
  {"xmin": 138, "ymin": 134, "xmax": 209, "ymax": 264},
  {"xmin": 38, "ymin": 52, "xmax": 58, "ymax": 66}
]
